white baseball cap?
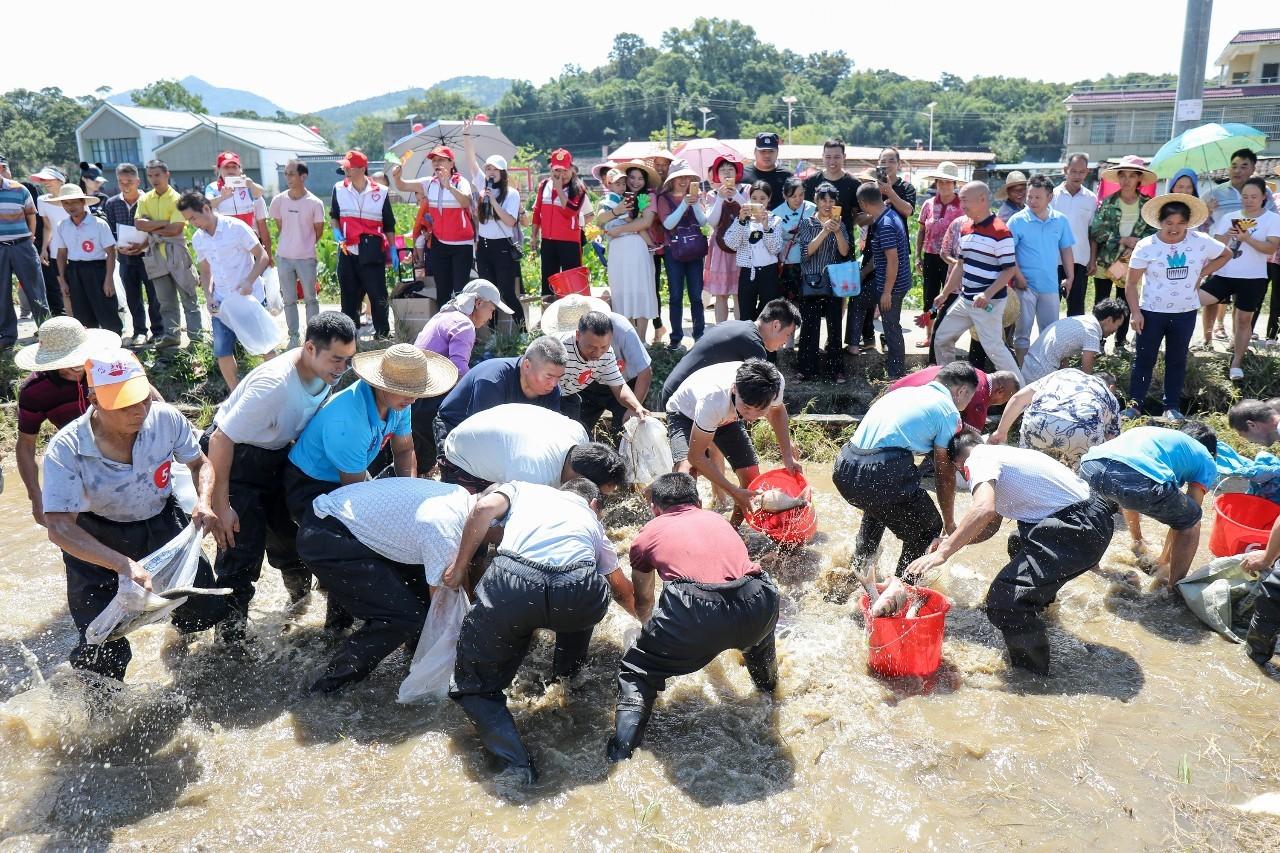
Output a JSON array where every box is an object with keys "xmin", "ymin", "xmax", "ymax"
[{"xmin": 484, "ymin": 154, "xmax": 508, "ymax": 172}]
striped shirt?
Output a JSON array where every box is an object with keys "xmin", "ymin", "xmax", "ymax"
[
  {"xmin": 0, "ymin": 179, "xmax": 35, "ymax": 240},
  {"xmin": 557, "ymin": 332, "xmax": 625, "ymax": 397},
  {"xmin": 102, "ymin": 192, "xmax": 144, "ymax": 267},
  {"xmin": 957, "ymin": 215, "xmax": 1015, "ymax": 301},
  {"xmin": 794, "ymin": 215, "xmax": 850, "ymax": 277}
]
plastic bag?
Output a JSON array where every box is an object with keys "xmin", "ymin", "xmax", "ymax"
[
  {"xmin": 262, "ymin": 267, "xmax": 284, "ymax": 316},
  {"xmin": 85, "ymin": 524, "xmax": 205, "ymax": 644},
  {"xmin": 217, "ymin": 292, "xmax": 280, "ymax": 355},
  {"xmin": 398, "ymin": 587, "xmax": 470, "ymax": 704},
  {"xmin": 171, "ymin": 458, "xmax": 196, "ymax": 514},
  {"xmin": 620, "ymin": 416, "xmax": 674, "ymax": 487}
]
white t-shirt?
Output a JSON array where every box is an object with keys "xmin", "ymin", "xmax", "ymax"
[
  {"xmin": 443, "ymin": 404, "xmax": 588, "ymax": 486},
  {"xmin": 493, "ymin": 481, "xmax": 618, "ymax": 574},
  {"xmin": 50, "ymin": 214, "xmax": 115, "ymax": 261},
  {"xmin": 192, "ymin": 214, "xmax": 266, "ymax": 301},
  {"xmin": 964, "ymin": 443, "xmax": 1090, "ymax": 524},
  {"xmin": 214, "ymin": 348, "xmax": 332, "ymax": 450},
  {"xmin": 1212, "ymin": 209, "xmax": 1280, "ymax": 280},
  {"xmin": 312, "ymin": 478, "xmax": 473, "ymax": 585},
  {"xmin": 474, "ymin": 180, "xmax": 522, "ymax": 241},
  {"xmin": 666, "ymin": 360, "xmax": 785, "ymax": 432},
  {"xmin": 1023, "ymin": 315, "xmax": 1102, "ymax": 383},
  {"xmin": 37, "ymin": 195, "xmax": 70, "ymax": 241},
  {"xmin": 1130, "ymin": 231, "xmax": 1230, "ymax": 314}
]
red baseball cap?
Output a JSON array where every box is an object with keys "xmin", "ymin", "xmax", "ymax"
[
  {"xmin": 427, "ymin": 145, "xmax": 455, "ymax": 162},
  {"xmin": 549, "ymin": 148, "xmax": 573, "ymax": 170},
  {"xmin": 216, "ymin": 151, "xmax": 241, "ymax": 168},
  {"xmin": 339, "ymin": 150, "xmax": 369, "ymax": 170}
]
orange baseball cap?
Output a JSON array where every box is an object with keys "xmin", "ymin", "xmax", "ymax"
[{"xmin": 85, "ymin": 349, "xmax": 151, "ymax": 410}]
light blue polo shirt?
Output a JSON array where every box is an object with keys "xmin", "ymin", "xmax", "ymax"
[
  {"xmin": 1081, "ymin": 426, "xmax": 1218, "ymax": 490},
  {"xmin": 289, "ymin": 379, "xmax": 411, "ymax": 482},
  {"xmin": 1007, "ymin": 207, "xmax": 1075, "ymax": 294},
  {"xmin": 852, "ymin": 381, "xmax": 961, "ymax": 454}
]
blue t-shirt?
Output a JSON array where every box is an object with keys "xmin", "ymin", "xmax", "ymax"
[
  {"xmin": 436, "ymin": 355, "xmax": 560, "ymax": 433},
  {"xmin": 1007, "ymin": 207, "xmax": 1075, "ymax": 294},
  {"xmin": 870, "ymin": 207, "xmax": 912, "ymax": 296},
  {"xmin": 853, "ymin": 381, "xmax": 961, "ymax": 454},
  {"xmin": 1082, "ymin": 426, "xmax": 1218, "ymax": 489},
  {"xmin": 288, "ymin": 380, "xmax": 411, "ymax": 482}
]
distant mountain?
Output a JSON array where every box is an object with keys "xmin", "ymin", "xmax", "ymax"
[
  {"xmin": 314, "ymin": 77, "xmax": 514, "ymax": 138},
  {"xmin": 110, "ymin": 75, "xmax": 287, "ymax": 117}
]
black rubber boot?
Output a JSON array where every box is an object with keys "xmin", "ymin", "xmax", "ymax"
[
  {"xmin": 1246, "ymin": 624, "xmax": 1277, "ymax": 665},
  {"xmin": 1002, "ymin": 629, "xmax": 1051, "ymax": 676},
  {"xmin": 455, "ymin": 693, "xmax": 538, "ymax": 783},
  {"xmin": 1247, "ymin": 592, "xmax": 1280, "ymax": 665},
  {"xmin": 607, "ymin": 707, "xmax": 652, "ymax": 762},
  {"xmin": 322, "ymin": 597, "xmax": 355, "ymax": 635},
  {"xmin": 281, "ymin": 568, "xmax": 313, "ymax": 606},
  {"xmin": 308, "ymin": 659, "xmax": 369, "ymax": 694},
  {"xmin": 745, "ymin": 651, "xmax": 778, "ymax": 693}
]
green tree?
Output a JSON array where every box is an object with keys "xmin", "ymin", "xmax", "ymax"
[
  {"xmin": 401, "ymin": 87, "xmax": 480, "ymax": 123},
  {"xmin": 0, "ymin": 88, "xmax": 91, "ymax": 174},
  {"xmin": 346, "ymin": 115, "xmax": 384, "ymax": 157},
  {"xmin": 132, "ymin": 79, "xmax": 206, "ymax": 112}
]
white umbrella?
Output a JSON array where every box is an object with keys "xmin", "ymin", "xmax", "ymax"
[{"xmin": 389, "ymin": 120, "xmax": 516, "ymax": 181}]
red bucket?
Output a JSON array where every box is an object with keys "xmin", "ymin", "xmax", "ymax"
[
  {"xmin": 1209, "ymin": 493, "xmax": 1280, "ymax": 557},
  {"xmin": 859, "ymin": 584, "xmax": 951, "ymax": 678},
  {"xmin": 548, "ymin": 266, "xmax": 590, "ymax": 297},
  {"xmin": 744, "ymin": 469, "xmax": 817, "ymax": 544}
]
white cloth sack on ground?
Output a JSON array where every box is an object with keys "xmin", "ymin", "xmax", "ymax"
[
  {"xmin": 620, "ymin": 416, "xmax": 673, "ymax": 487},
  {"xmin": 85, "ymin": 524, "xmax": 204, "ymax": 645},
  {"xmin": 398, "ymin": 587, "xmax": 470, "ymax": 704},
  {"xmin": 171, "ymin": 460, "xmax": 197, "ymax": 514},
  {"xmin": 262, "ymin": 267, "xmax": 284, "ymax": 315},
  {"xmin": 1176, "ymin": 554, "xmax": 1264, "ymax": 643},
  {"xmin": 217, "ymin": 292, "xmax": 279, "ymax": 354}
]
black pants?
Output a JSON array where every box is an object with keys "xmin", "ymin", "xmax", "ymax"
[
  {"xmin": 201, "ymin": 429, "xmax": 311, "ymax": 619},
  {"xmin": 798, "ymin": 293, "xmax": 843, "ymax": 377},
  {"xmin": 921, "ymin": 252, "xmax": 948, "ymax": 314},
  {"xmin": 283, "ymin": 460, "xmax": 339, "ymax": 528},
  {"xmin": 539, "ymin": 238, "xmax": 581, "ymax": 299},
  {"xmin": 652, "ymin": 254, "xmax": 665, "ymax": 329},
  {"xmin": 833, "ymin": 444, "xmax": 943, "ymax": 578},
  {"xmin": 985, "ymin": 495, "xmax": 1115, "ymax": 674},
  {"xmin": 1247, "ymin": 561, "xmax": 1280, "ymax": 660},
  {"xmin": 65, "ymin": 260, "xmax": 123, "ymax": 333},
  {"xmin": 476, "ymin": 237, "xmax": 523, "ymax": 325},
  {"xmin": 296, "ymin": 513, "xmax": 432, "ymax": 690},
  {"xmin": 611, "ymin": 574, "xmax": 778, "ymax": 757},
  {"xmin": 338, "ymin": 252, "xmax": 388, "ymax": 337},
  {"xmin": 41, "ymin": 258, "xmax": 66, "ymax": 316},
  {"xmin": 451, "ymin": 553, "xmax": 609, "ymax": 774},
  {"xmin": 64, "ymin": 497, "xmax": 227, "ymax": 680},
  {"xmin": 559, "ymin": 390, "xmax": 582, "ymax": 423},
  {"xmin": 1060, "ymin": 263, "xmax": 1089, "ymax": 317},
  {"xmin": 1260, "ymin": 262, "xmax": 1280, "ymax": 340},
  {"xmin": 1092, "ymin": 278, "xmax": 1129, "ymax": 343},
  {"xmin": 430, "ymin": 241, "xmax": 474, "ymax": 304},
  {"xmin": 578, "ymin": 376, "xmax": 638, "ymax": 443},
  {"xmin": 120, "ymin": 260, "xmax": 163, "ymax": 337},
  {"xmin": 737, "ymin": 264, "xmax": 780, "ymax": 322}
]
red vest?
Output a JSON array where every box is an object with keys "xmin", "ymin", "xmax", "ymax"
[
  {"xmin": 533, "ymin": 179, "xmax": 583, "ymax": 243},
  {"xmin": 421, "ymin": 175, "xmax": 475, "ymax": 244},
  {"xmin": 333, "ymin": 177, "xmax": 387, "ymax": 250}
]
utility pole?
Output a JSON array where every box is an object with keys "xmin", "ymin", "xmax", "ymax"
[
  {"xmin": 925, "ymin": 102, "xmax": 937, "ymax": 151},
  {"xmin": 665, "ymin": 92, "xmax": 673, "ymax": 151},
  {"xmin": 782, "ymin": 96, "xmax": 797, "ymax": 145},
  {"xmin": 1172, "ymin": 0, "xmax": 1213, "ymax": 138}
]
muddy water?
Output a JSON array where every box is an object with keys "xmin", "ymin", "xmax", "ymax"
[{"xmin": 1, "ymin": 463, "xmax": 1279, "ymax": 851}]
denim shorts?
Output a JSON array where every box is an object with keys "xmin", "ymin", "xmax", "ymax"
[
  {"xmin": 210, "ymin": 315, "xmax": 238, "ymax": 358},
  {"xmin": 1079, "ymin": 457, "xmax": 1202, "ymax": 531}
]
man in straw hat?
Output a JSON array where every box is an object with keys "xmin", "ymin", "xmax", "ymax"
[
  {"xmin": 202, "ymin": 311, "xmax": 357, "ymax": 645},
  {"xmin": 541, "ymin": 293, "xmax": 649, "ymax": 425},
  {"xmin": 46, "ymin": 184, "xmax": 123, "ymax": 335},
  {"xmin": 42, "ymin": 349, "xmax": 231, "ymax": 681},
  {"xmin": 434, "ymin": 335, "xmax": 567, "ymax": 452},
  {"xmin": 441, "ymin": 403, "xmax": 626, "ymax": 493},
  {"xmin": 446, "ymin": 477, "xmax": 637, "ymax": 785},
  {"xmin": 995, "ymin": 171, "xmax": 1028, "ymax": 222},
  {"xmin": 0, "ymin": 154, "xmax": 51, "ymax": 345},
  {"xmin": 14, "ymin": 317, "xmax": 121, "ymax": 525},
  {"xmin": 297, "ymin": 476, "xmax": 473, "ymax": 693}
]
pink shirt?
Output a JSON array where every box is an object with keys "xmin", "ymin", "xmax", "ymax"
[
  {"xmin": 919, "ymin": 194, "xmax": 963, "ymax": 255},
  {"xmin": 269, "ymin": 190, "xmax": 325, "ymax": 260}
]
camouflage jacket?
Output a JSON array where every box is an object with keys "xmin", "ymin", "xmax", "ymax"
[{"xmin": 1088, "ymin": 194, "xmax": 1156, "ymax": 274}]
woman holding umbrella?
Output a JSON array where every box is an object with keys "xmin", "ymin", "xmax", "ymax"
[{"xmin": 1089, "ymin": 156, "xmax": 1157, "ymax": 354}]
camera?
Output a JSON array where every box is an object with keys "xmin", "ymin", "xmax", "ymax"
[{"xmin": 874, "ymin": 167, "xmax": 888, "ymax": 183}]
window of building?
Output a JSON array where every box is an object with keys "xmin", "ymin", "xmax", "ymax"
[
  {"xmin": 1263, "ymin": 63, "xmax": 1279, "ymax": 84},
  {"xmin": 1089, "ymin": 113, "xmax": 1116, "ymax": 146},
  {"xmin": 1232, "ymin": 71, "xmax": 1250, "ymax": 85},
  {"xmin": 89, "ymin": 138, "xmax": 141, "ymax": 168},
  {"xmin": 1152, "ymin": 112, "xmax": 1172, "ymax": 143}
]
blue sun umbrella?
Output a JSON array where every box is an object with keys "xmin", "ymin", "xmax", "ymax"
[{"xmin": 1150, "ymin": 122, "xmax": 1267, "ymax": 179}]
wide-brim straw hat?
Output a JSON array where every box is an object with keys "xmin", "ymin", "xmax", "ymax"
[
  {"xmin": 1100, "ymin": 155, "xmax": 1157, "ymax": 186},
  {"xmin": 44, "ymin": 184, "xmax": 100, "ymax": 205},
  {"xmin": 994, "ymin": 171, "xmax": 1028, "ymax": 201},
  {"xmin": 540, "ymin": 293, "xmax": 612, "ymax": 337},
  {"xmin": 590, "ymin": 161, "xmax": 618, "ymax": 183},
  {"xmin": 1141, "ymin": 192, "xmax": 1209, "ymax": 229},
  {"xmin": 922, "ymin": 160, "xmax": 964, "ymax": 184},
  {"xmin": 14, "ymin": 316, "xmax": 121, "ymax": 372},
  {"xmin": 618, "ymin": 159, "xmax": 659, "ymax": 190},
  {"xmin": 352, "ymin": 343, "xmax": 458, "ymax": 398},
  {"xmin": 662, "ymin": 164, "xmax": 702, "ymax": 189}
]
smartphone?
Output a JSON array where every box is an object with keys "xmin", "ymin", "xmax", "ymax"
[
  {"xmin": 874, "ymin": 167, "xmax": 888, "ymax": 183},
  {"xmin": 742, "ymin": 202, "xmax": 765, "ymax": 218},
  {"xmin": 831, "ymin": 205, "xmax": 842, "ymax": 221}
]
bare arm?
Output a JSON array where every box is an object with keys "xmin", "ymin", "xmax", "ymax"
[
  {"xmin": 688, "ymin": 427, "xmax": 757, "ymax": 513},
  {"xmin": 936, "ymin": 256, "xmax": 963, "ymax": 305},
  {"xmin": 934, "ymin": 446, "xmax": 958, "ymax": 533},
  {"xmin": 206, "ymin": 430, "xmax": 240, "ymax": 549},
  {"xmin": 198, "ymin": 259, "xmax": 213, "ymax": 299},
  {"xmin": 103, "ymin": 246, "xmax": 116, "ymax": 296},
  {"xmin": 1080, "ymin": 350, "xmax": 1097, "ymax": 373},
  {"xmin": 766, "ymin": 403, "xmax": 800, "ymax": 473},
  {"xmin": 444, "ymin": 491, "xmax": 511, "ymax": 588},
  {"xmin": 605, "ymin": 568, "xmax": 637, "ymax": 618},
  {"xmin": 46, "ymin": 512, "xmax": 153, "ymax": 589},
  {"xmin": 610, "ymin": 382, "xmax": 649, "ymax": 418},
  {"xmin": 15, "ymin": 433, "xmax": 45, "ymax": 525},
  {"xmin": 238, "ymin": 243, "xmax": 271, "ymax": 294},
  {"xmin": 991, "ymin": 384, "xmax": 1034, "ymax": 444},
  {"xmin": 391, "ymin": 433, "xmax": 416, "ymax": 477},
  {"xmin": 905, "ymin": 481, "xmax": 999, "ymax": 580},
  {"xmin": 631, "ymin": 569, "xmax": 656, "ymax": 622},
  {"xmin": 630, "ymin": 367, "xmax": 652, "ymax": 414}
]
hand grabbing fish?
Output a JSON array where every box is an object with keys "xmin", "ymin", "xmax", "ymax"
[{"xmin": 754, "ymin": 486, "xmax": 812, "ymax": 514}]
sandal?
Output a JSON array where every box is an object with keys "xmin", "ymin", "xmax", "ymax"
[
  {"xmin": 1214, "ymin": 328, "xmax": 1229, "ymax": 341},
  {"xmin": 915, "ymin": 338, "xmax": 931, "ymax": 349}
]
